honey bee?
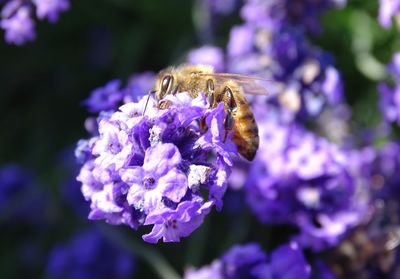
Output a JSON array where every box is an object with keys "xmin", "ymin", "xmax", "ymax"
[{"xmin": 148, "ymin": 64, "xmax": 268, "ymax": 161}]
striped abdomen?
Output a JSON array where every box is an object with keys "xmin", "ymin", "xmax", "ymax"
[{"xmin": 231, "ymin": 100, "xmax": 259, "ymax": 161}]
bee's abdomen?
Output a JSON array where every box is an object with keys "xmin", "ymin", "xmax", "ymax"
[{"xmin": 232, "ymin": 106, "xmax": 259, "ymax": 161}]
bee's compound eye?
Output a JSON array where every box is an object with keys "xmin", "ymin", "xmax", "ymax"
[{"xmin": 161, "ymin": 75, "xmax": 174, "ymax": 94}]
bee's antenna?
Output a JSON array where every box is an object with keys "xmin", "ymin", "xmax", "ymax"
[{"xmin": 143, "ymin": 90, "xmax": 156, "ymax": 116}]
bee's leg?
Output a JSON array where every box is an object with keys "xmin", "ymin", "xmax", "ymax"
[
  {"xmin": 206, "ymin": 79, "xmax": 215, "ymax": 108},
  {"xmin": 224, "ymin": 111, "xmax": 234, "ymax": 142},
  {"xmin": 222, "ymin": 86, "xmax": 237, "ymax": 112},
  {"xmin": 220, "ymin": 86, "xmax": 237, "ymax": 142},
  {"xmin": 142, "ymin": 89, "xmax": 157, "ymax": 116},
  {"xmin": 198, "ymin": 79, "xmax": 215, "ymax": 133}
]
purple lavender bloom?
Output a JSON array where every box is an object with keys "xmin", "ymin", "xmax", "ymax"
[
  {"xmin": 84, "ymin": 80, "xmax": 125, "ymax": 113},
  {"xmin": 85, "ymin": 73, "xmax": 156, "ymax": 114},
  {"xmin": 1, "ymin": 6, "xmax": 35, "ymax": 45},
  {"xmin": 123, "ymin": 72, "xmax": 155, "ymax": 104},
  {"xmin": 46, "ymin": 228, "xmax": 135, "ymax": 279},
  {"xmin": 227, "ymin": 25, "xmax": 255, "ymax": 58},
  {"xmin": 184, "ymin": 242, "xmax": 310, "ymax": 279},
  {"xmin": 378, "ymin": 53, "xmax": 400, "ymax": 125},
  {"xmin": 0, "ymin": 0, "xmax": 69, "ymax": 45},
  {"xmin": 241, "ymin": 0, "xmax": 346, "ymax": 34},
  {"xmin": 378, "ymin": 0, "xmax": 400, "ymax": 28},
  {"xmin": 187, "ymin": 45, "xmax": 225, "ymax": 72},
  {"xmin": 76, "ymin": 91, "xmax": 236, "ymax": 243},
  {"xmin": 245, "ymin": 116, "xmax": 363, "ymax": 251},
  {"xmin": 33, "ymin": 0, "xmax": 69, "ymax": 22}
]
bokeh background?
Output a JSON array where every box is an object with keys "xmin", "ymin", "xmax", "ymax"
[{"xmin": 0, "ymin": 0, "xmax": 400, "ymax": 278}]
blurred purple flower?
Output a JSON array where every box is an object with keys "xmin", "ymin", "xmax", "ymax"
[
  {"xmin": 33, "ymin": 0, "xmax": 69, "ymax": 22},
  {"xmin": 379, "ymin": 53, "xmax": 400, "ymax": 125},
  {"xmin": 241, "ymin": 0, "xmax": 346, "ymax": 34},
  {"xmin": 245, "ymin": 116, "xmax": 364, "ymax": 251},
  {"xmin": 188, "ymin": 45, "xmax": 225, "ymax": 72},
  {"xmin": 84, "ymin": 73, "xmax": 156, "ymax": 114},
  {"xmin": 378, "ymin": 0, "xmax": 400, "ymax": 28},
  {"xmin": 123, "ymin": 72, "xmax": 155, "ymax": 103},
  {"xmin": 202, "ymin": 0, "xmax": 239, "ymax": 15},
  {"xmin": 1, "ymin": 6, "xmax": 35, "ymax": 45},
  {"xmin": 0, "ymin": 0, "xmax": 69, "ymax": 45},
  {"xmin": 0, "ymin": 164, "xmax": 49, "ymax": 225},
  {"xmin": 311, "ymin": 260, "xmax": 338, "ymax": 279},
  {"xmin": 184, "ymin": 242, "xmax": 310, "ymax": 279},
  {"xmin": 46, "ymin": 228, "xmax": 135, "ymax": 279},
  {"xmin": 76, "ymin": 92, "xmax": 236, "ymax": 243},
  {"xmin": 227, "ymin": 25, "xmax": 255, "ymax": 58},
  {"xmin": 84, "ymin": 80, "xmax": 125, "ymax": 113},
  {"xmin": 227, "ymin": 23, "xmax": 343, "ymax": 121},
  {"xmin": 0, "ymin": 164, "xmax": 34, "ymax": 205}
]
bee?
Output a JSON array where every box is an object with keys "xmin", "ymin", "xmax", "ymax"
[{"xmin": 148, "ymin": 64, "xmax": 268, "ymax": 161}]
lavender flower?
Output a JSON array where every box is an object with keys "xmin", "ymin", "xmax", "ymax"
[
  {"xmin": 245, "ymin": 116, "xmax": 364, "ymax": 251},
  {"xmin": 76, "ymin": 91, "xmax": 236, "ymax": 243},
  {"xmin": 84, "ymin": 72, "xmax": 156, "ymax": 114},
  {"xmin": 378, "ymin": 53, "xmax": 400, "ymax": 125},
  {"xmin": 46, "ymin": 228, "xmax": 135, "ymax": 279},
  {"xmin": 0, "ymin": 164, "xmax": 48, "ymax": 225},
  {"xmin": 187, "ymin": 45, "xmax": 225, "ymax": 72},
  {"xmin": 184, "ymin": 242, "xmax": 310, "ymax": 279},
  {"xmin": 1, "ymin": 6, "xmax": 35, "ymax": 45},
  {"xmin": 241, "ymin": 0, "xmax": 346, "ymax": 34},
  {"xmin": 84, "ymin": 80, "xmax": 125, "ymax": 113},
  {"xmin": 0, "ymin": 0, "xmax": 69, "ymax": 45},
  {"xmin": 378, "ymin": 0, "xmax": 400, "ymax": 28},
  {"xmin": 33, "ymin": 0, "xmax": 69, "ymax": 22}
]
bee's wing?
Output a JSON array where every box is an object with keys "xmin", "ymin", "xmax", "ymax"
[{"xmin": 198, "ymin": 73, "xmax": 270, "ymax": 96}]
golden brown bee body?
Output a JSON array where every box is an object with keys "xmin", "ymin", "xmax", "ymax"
[{"xmin": 153, "ymin": 64, "xmax": 266, "ymax": 161}]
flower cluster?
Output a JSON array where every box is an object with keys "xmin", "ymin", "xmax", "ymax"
[
  {"xmin": 244, "ymin": 115, "xmax": 366, "ymax": 251},
  {"xmin": 46, "ymin": 228, "xmax": 135, "ymax": 279},
  {"xmin": 184, "ymin": 242, "xmax": 310, "ymax": 279},
  {"xmin": 84, "ymin": 72, "xmax": 155, "ymax": 114},
  {"xmin": 378, "ymin": 53, "xmax": 400, "ymax": 126},
  {"xmin": 0, "ymin": 0, "xmax": 69, "ymax": 45},
  {"xmin": 240, "ymin": 0, "xmax": 346, "ymax": 34},
  {"xmin": 76, "ymin": 92, "xmax": 236, "ymax": 243}
]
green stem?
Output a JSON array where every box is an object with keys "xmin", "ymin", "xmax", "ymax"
[{"xmin": 98, "ymin": 224, "xmax": 181, "ymax": 279}]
